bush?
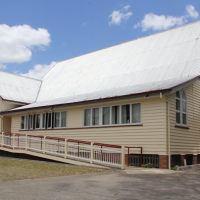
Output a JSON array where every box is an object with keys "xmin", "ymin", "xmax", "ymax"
[{"xmin": 142, "ymin": 163, "xmax": 153, "ymax": 168}]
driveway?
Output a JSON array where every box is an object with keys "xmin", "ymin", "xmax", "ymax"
[{"xmin": 0, "ymin": 167, "xmax": 199, "ymax": 200}]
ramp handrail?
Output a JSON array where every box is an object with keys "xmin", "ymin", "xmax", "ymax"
[{"xmin": 0, "ymin": 132, "xmax": 128, "ymax": 169}]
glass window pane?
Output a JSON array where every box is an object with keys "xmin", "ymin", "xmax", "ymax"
[
  {"xmin": 61, "ymin": 112, "xmax": 66, "ymax": 127},
  {"xmin": 42, "ymin": 113, "xmax": 45, "ymax": 128},
  {"xmin": 176, "ymin": 99, "xmax": 180, "ymax": 111},
  {"xmin": 182, "ymin": 101, "xmax": 186, "ymax": 112},
  {"xmin": 48, "ymin": 113, "xmax": 52, "ymax": 128},
  {"xmin": 176, "ymin": 112, "xmax": 180, "ymax": 124},
  {"xmin": 121, "ymin": 104, "xmax": 130, "ymax": 124},
  {"xmin": 20, "ymin": 116, "xmax": 25, "ymax": 129},
  {"xmin": 103, "ymin": 107, "xmax": 110, "ymax": 125},
  {"xmin": 55, "ymin": 112, "xmax": 60, "ymax": 127},
  {"xmin": 29, "ymin": 115, "xmax": 33, "ymax": 129},
  {"xmin": 132, "ymin": 103, "xmax": 141, "ymax": 123},
  {"xmin": 25, "ymin": 116, "xmax": 28, "ymax": 129},
  {"xmin": 84, "ymin": 109, "xmax": 91, "ymax": 126},
  {"xmin": 182, "ymin": 91, "xmax": 186, "ymax": 100},
  {"xmin": 182, "ymin": 114, "xmax": 187, "ymax": 125},
  {"xmin": 112, "ymin": 106, "xmax": 119, "ymax": 124},
  {"xmin": 35, "ymin": 114, "xmax": 40, "ymax": 128},
  {"xmin": 92, "ymin": 108, "xmax": 99, "ymax": 126},
  {"xmin": 176, "ymin": 91, "xmax": 180, "ymax": 98}
]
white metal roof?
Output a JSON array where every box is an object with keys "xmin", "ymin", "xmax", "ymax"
[
  {"xmin": 4, "ymin": 21, "xmax": 200, "ymax": 111},
  {"xmin": 10, "ymin": 76, "xmax": 197, "ymax": 111},
  {"xmin": 0, "ymin": 71, "xmax": 41, "ymax": 104},
  {"xmin": 35, "ymin": 21, "xmax": 200, "ymax": 103}
]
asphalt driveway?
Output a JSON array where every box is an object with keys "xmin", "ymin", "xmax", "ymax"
[{"xmin": 0, "ymin": 167, "xmax": 199, "ymax": 200}]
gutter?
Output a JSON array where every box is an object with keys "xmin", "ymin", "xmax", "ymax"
[
  {"xmin": 160, "ymin": 92, "xmax": 171, "ymax": 169},
  {"xmin": 0, "ymin": 95, "xmax": 29, "ymax": 105},
  {"xmin": 0, "ymin": 88, "xmax": 172, "ymax": 115}
]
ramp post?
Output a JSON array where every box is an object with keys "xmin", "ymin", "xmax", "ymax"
[
  {"xmin": 121, "ymin": 145, "xmax": 125, "ymax": 170},
  {"xmin": 43, "ymin": 136, "xmax": 46, "ymax": 154},
  {"xmin": 25, "ymin": 134, "xmax": 28, "ymax": 150},
  {"xmin": 2, "ymin": 132, "xmax": 4, "ymax": 146},
  {"xmin": 65, "ymin": 139, "xmax": 68, "ymax": 158},
  {"xmin": 90, "ymin": 142, "xmax": 94, "ymax": 164},
  {"xmin": 13, "ymin": 134, "xmax": 15, "ymax": 150}
]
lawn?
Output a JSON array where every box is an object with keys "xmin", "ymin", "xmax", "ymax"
[{"xmin": 0, "ymin": 157, "xmax": 106, "ymax": 181}]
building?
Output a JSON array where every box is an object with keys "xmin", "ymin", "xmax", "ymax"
[{"xmin": 1, "ymin": 21, "xmax": 200, "ymax": 169}]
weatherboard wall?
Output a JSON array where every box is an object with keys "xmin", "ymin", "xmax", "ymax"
[
  {"xmin": 167, "ymin": 81, "xmax": 200, "ymax": 155},
  {"xmin": 11, "ymin": 97, "xmax": 167, "ymax": 155}
]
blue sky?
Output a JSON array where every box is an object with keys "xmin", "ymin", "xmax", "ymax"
[{"xmin": 0, "ymin": 0, "xmax": 199, "ymax": 79}]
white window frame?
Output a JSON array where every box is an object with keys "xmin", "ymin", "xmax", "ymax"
[
  {"xmin": 47, "ymin": 112, "xmax": 52, "ymax": 129},
  {"xmin": 35, "ymin": 114, "xmax": 41, "ymax": 129},
  {"xmin": 29, "ymin": 114, "xmax": 33, "ymax": 130},
  {"xmin": 53, "ymin": 111, "xmax": 67, "ymax": 128},
  {"xmin": 20, "ymin": 115, "xmax": 26, "ymax": 130},
  {"xmin": 176, "ymin": 90, "xmax": 188, "ymax": 126},
  {"xmin": 83, "ymin": 102, "xmax": 142, "ymax": 127},
  {"xmin": 41, "ymin": 113, "xmax": 46, "ymax": 129}
]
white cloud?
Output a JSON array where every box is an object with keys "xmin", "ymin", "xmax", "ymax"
[
  {"xmin": 0, "ymin": 24, "xmax": 51, "ymax": 64},
  {"xmin": 134, "ymin": 5, "xmax": 199, "ymax": 32},
  {"xmin": 134, "ymin": 13, "xmax": 186, "ymax": 31},
  {"xmin": 109, "ymin": 5, "xmax": 133, "ymax": 25},
  {"xmin": 0, "ymin": 63, "xmax": 6, "ymax": 69},
  {"xmin": 124, "ymin": 5, "xmax": 130, "ymax": 11},
  {"xmin": 186, "ymin": 5, "xmax": 199, "ymax": 19},
  {"xmin": 21, "ymin": 61, "xmax": 56, "ymax": 79}
]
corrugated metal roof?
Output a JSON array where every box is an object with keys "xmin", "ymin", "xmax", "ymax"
[
  {"xmin": 10, "ymin": 76, "xmax": 197, "ymax": 111},
  {"xmin": 4, "ymin": 21, "xmax": 200, "ymax": 111},
  {"xmin": 0, "ymin": 71, "xmax": 41, "ymax": 104},
  {"xmin": 35, "ymin": 21, "xmax": 200, "ymax": 104}
]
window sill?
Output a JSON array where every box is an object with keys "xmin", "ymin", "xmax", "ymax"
[
  {"xmin": 175, "ymin": 125, "xmax": 189, "ymax": 129},
  {"xmin": 82, "ymin": 123, "xmax": 143, "ymax": 128},
  {"xmin": 19, "ymin": 127, "xmax": 67, "ymax": 131}
]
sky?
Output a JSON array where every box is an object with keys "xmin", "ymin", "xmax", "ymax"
[{"xmin": 0, "ymin": 0, "xmax": 199, "ymax": 79}]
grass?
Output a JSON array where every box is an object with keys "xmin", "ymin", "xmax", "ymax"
[{"xmin": 0, "ymin": 157, "xmax": 106, "ymax": 181}]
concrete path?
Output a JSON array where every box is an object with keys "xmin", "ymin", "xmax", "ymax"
[{"xmin": 0, "ymin": 167, "xmax": 200, "ymax": 200}]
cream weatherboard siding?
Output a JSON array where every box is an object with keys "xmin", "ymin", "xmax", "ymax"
[
  {"xmin": 167, "ymin": 80, "xmax": 200, "ymax": 155},
  {"xmin": 11, "ymin": 97, "xmax": 167, "ymax": 155}
]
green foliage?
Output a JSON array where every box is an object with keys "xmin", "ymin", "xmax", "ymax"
[
  {"xmin": 171, "ymin": 166, "xmax": 178, "ymax": 170},
  {"xmin": 141, "ymin": 163, "xmax": 153, "ymax": 168}
]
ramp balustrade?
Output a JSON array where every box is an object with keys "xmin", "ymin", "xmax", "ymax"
[{"xmin": 0, "ymin": 132, "xmax": 126, "ymax": 169}]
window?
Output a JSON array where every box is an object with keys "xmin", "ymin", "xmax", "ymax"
[
  {"xmin": 92, "ymin": 108, "xmax": 99, "ymax": 126},
  {"xmin": 132, "ymin": 103, "xmax": 141, "ymax": 123},
  {"xmin": 35, "ymin": 114, "xmax": 40, "ymax": 129},
  {"xmin": 47, "ymin": 113, "xmax": 52, "ymax": 128},
  {"xmin": 54, "ymin": 111, "xmax": 67, "ymax": 128},
  {"xmin": 20, "ymin": 116, "xmax": 25, "ymax": 129},
  {"xmin": 29, "ymin": 115, "xmax": 33, "ymax": 129},
  {"xmin": 20, "ymin": 111, "xmax": 67, "ymax": 130},
  {"xmin": 176, "ymin": 90, "xmax": 187, "ymax": 126},
  {"xmin": 84, "ymin": 109, "xmax": 91, "ymax": 126},
  {"xmin": 41, "ymin": 113, "xmax": 46, "ymax": 129},
  {"xmin": 112, "ymin": 105, "xmax": 120, "ymax": 124},
  {"xmin": 83, "ymin": 103, "xmax": 141, "ymax": 127},
  {"xmin": 102, "ymin": 107, "xmax": 110, "ymax": 125},
  {"xmin": 121, "ymin": 104, "xmax": 130, "ymax": 124}
]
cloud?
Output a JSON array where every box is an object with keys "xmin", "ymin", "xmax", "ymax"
[
  {"xmin": 82, "ymin": 22, "xmax": 88, "ymax": 26},
  {"xmin": 186, "ymin": 5, "xmax": 199, "ymax": 19},
  {"xmin": 0, "ymin": 24, "xmax": 51, "ymax": 64},
  {"xmin": 0, "ymin": 63, "xmax": 6, "ymax": 69},
  {"xmin": 123, "ymin": 5, "xmax": 130, "ymax": 11},
  {"xmin": 21, "ymin": 61, "xmax": 56, "ymax": 79},
  {"xmin": 109, "ymin": 5, "xmax": 133, "ymax": 25},
  {"xmin": 134, "ymin": 5, "xmax": 199, "ymax": 32}
]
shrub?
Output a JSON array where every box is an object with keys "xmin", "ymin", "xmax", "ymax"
[{"xmin": 141, "ymin": 163, "xmax": 153, "ymax": 168}]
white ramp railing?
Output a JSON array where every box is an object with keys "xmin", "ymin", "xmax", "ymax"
[{"xmin": 0, "ymin": 132, "xmax": 125, "ymax": 169}]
